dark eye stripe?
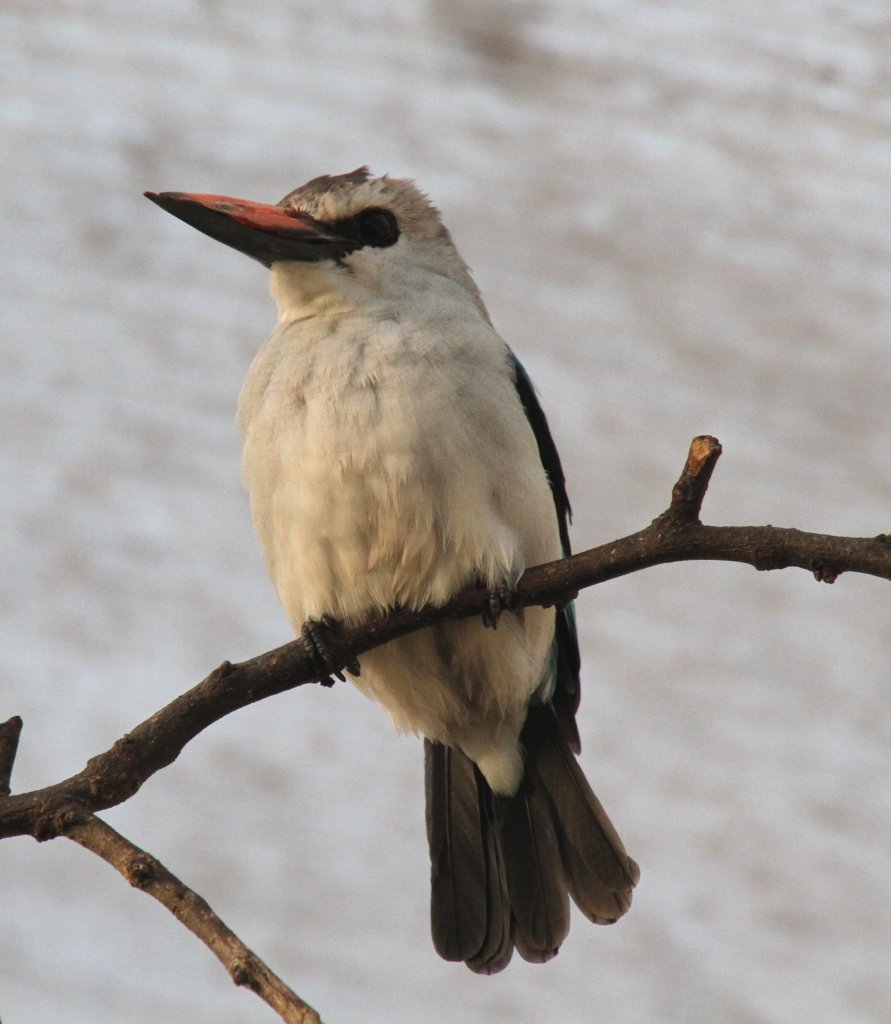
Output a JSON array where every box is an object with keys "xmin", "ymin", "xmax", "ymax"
[{"xmin": 333, "ymin": 207, "xmax": 400, "ymax": 249}]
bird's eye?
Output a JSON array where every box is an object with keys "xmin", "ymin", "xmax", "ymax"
[{"xmin": 355, "ymin": 208, "xmax": 400, "ymax": 248}]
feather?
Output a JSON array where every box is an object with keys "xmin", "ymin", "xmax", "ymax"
[
  {"xmin": 523, "ymin": 704, "xmax": 639, "ymax": 923},
  {"xmin": 552, "ymin": 603, "xmax": 582, "ymax": 752},
  {"xmin": 465, "ymin": 776, "xmax": 513, "ymax": 975},
  {"xmin": 512, "ymin": 353, "xmax": 583, "ymax": 755},
  {"xmin": 495, "ymin": 768, "xmax": 570, "ymax": 963},
  {"xmin": 426, "ymin": 740, "xmax": 514, "ymax": 970},
  {"xmin": 425, "ymin": 740, "xmax": 488, "ymax": 961},
  {"xmin": 510, "ymin": 354, "xmax": 572, "ymax": 553}
]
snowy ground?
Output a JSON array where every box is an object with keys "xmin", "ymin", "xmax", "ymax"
[{"xmin": 2, "ymin": 2, "xmax": 890, "ymax": 1022}]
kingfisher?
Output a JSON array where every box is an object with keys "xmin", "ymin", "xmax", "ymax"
[{"xmin": 146, "ymin": 168, "xmax": 638, "ymax": 972}]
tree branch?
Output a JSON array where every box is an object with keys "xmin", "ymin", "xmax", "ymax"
[
  {"xmin": 63, "ymin": 809, "xmax": 321, "ymax": 1024},
  {"xmin": 3, "ymin": 434, "xmax": 890, "ymax": 1022},
  {"xmin": 2, "ymin": 435, "xmax": 890, "ymax": 842}
]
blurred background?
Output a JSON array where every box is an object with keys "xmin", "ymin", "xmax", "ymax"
[{"xmin": 2, "ymin": 2, "xmax": 890, "ymax": 1022}]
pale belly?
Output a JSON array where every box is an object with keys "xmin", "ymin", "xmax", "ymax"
[{"xmin": 238, "ymin": 318, "xmax": 561, "ymax": 792}]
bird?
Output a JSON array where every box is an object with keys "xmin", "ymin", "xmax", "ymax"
[{"xmin": 145, "ymin": 168, "xmax": 639, "ymax": 972}]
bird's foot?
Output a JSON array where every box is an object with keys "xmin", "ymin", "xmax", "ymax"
[
  {"xmin": 300, "ymin": 616, "xmax": 361, "ymax": 687},
  {"xmin": 481, "ymin": 582, "xmax": 519, "ymax": 630}
]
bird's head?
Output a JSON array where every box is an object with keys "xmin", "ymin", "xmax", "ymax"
[{"xmin": 145, "ymin": 168, "xmax": 487, "ymax": 319}]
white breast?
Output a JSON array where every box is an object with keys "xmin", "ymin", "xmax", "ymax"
[{"xmin": 237, "ymin": 266, "xmax": 562, "ymax": 793}]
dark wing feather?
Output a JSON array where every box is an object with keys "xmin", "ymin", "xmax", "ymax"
[
  {"xmin": 511, "ymin": 353, "xmax": 582, "ymax": 750},
  {"xmin": 553, "ymin": 600, "xmax": 582, "ymax": 752},
  {"xmin": 510, "ymin": 354, "xmax": 572, "ymax": 554}
]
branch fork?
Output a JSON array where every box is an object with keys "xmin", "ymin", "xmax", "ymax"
[{"xmin": 3, "ymin": 435, "xmax": 890, "ymax": 1022}]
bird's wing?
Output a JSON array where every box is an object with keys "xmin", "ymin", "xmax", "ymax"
[
  {"xmin": 510, "ymin": 354, "xmax": 572, "ymax": 554},
  {"xmin": 510, "ymin": 353, "xmax": 582, "ymax": 752}
]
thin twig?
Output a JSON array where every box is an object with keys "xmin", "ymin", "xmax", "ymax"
[
  {"xmin": 0, "ymin": 715, "xmax": 23, "ymax": 798},
  {"xmin": 661, "ymin": 434, "xmax": 723, "ymax": 524},
  {"xmin": 63, "ymin": 808, "xmax": 322, "ymax": 1024}
]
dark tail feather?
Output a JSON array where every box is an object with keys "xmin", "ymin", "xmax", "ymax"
[
  {"xmin": 426, "ymin": 712, "xmax": 639, "ymax": 970},
  {"xmin": 495, "ymin": 769, "xmax": 570, "ymax": 962},
  {"xmin": 425, "ymin": 712, "xmax": 638, "ymax": 972},
  {"xmin": 523, "ymin": 704, "xmax": 639, "ymax": 924},
  {"xmin": 465, "ymin": 782, "xmax": 513, "ymax": 975},
  {"xmin": 425, "ymin": 741, "xmax": 512, "ymax": 973}
]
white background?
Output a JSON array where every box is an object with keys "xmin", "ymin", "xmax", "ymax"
[{"xmin": 2, "ymin": 2, "xmax": 890, "ymax": 1022}]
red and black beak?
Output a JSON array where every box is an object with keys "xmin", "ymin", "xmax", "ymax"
[{"xmin": 144, "ymin": 191, "xmax": 356, "ymax": 267}]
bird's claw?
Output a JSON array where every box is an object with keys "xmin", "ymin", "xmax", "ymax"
[
  {"xmin": 300, "ymin": 617, "xmax": 361, "ymax": 686},
  {"xmin": 481, "ymin": 582, "xmax": 519, "ymax": 630}
]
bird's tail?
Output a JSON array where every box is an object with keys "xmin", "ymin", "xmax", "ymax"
[{"xmin": 424, "ymin": 704, "xmax": 639, "ymax": 974}]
